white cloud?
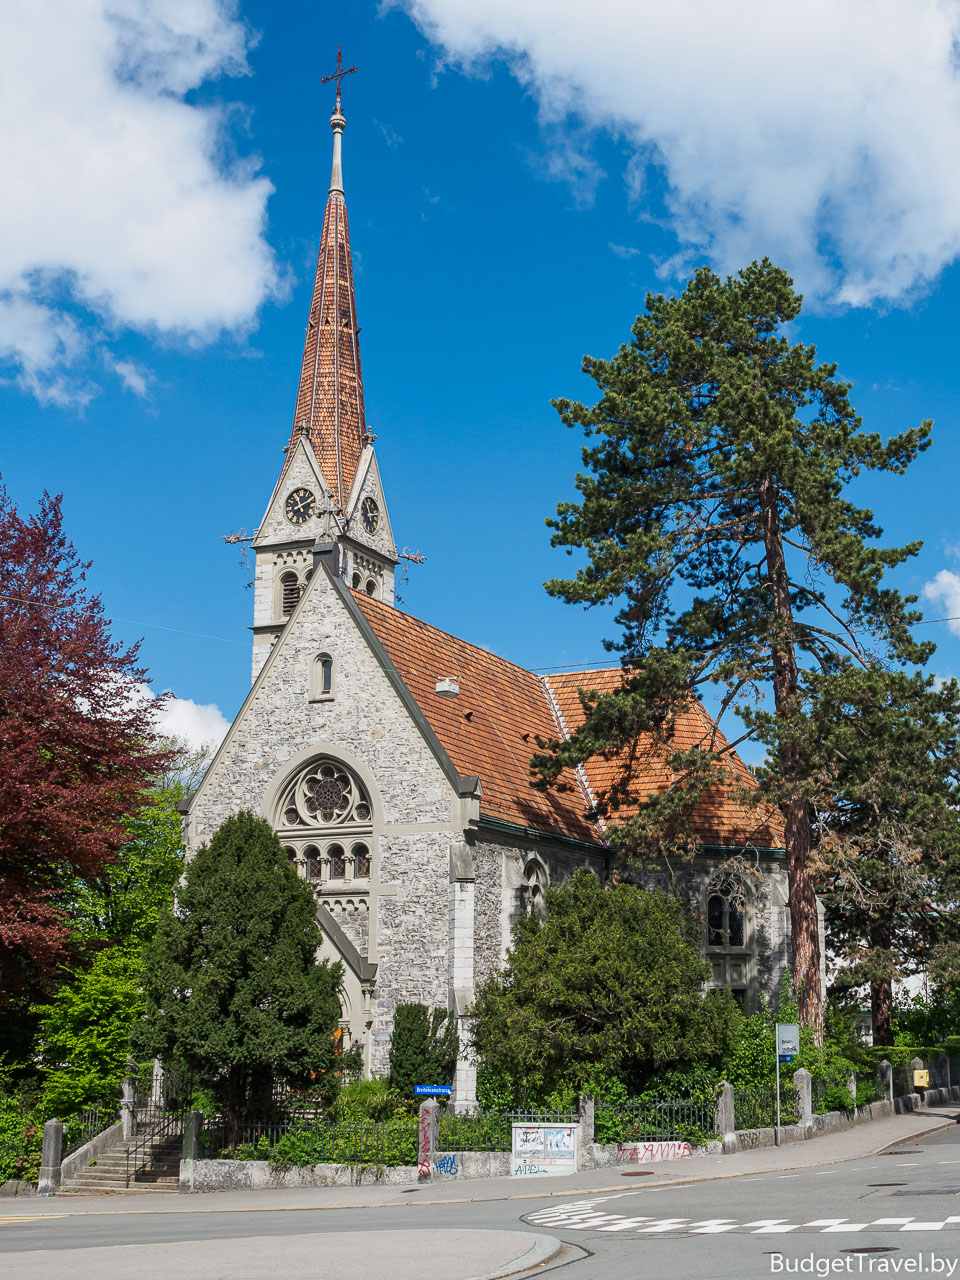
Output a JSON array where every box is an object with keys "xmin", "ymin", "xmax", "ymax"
[
  {"xmin": 104, "ymin": 353, "xmax": 151, "ymax": 397},
  {"xmin": 153, "ymin": 692, "xmax": 230, "ymax": 753},
  {"xmin": 122, "ymin": 679, "xmax": 230, "ymax": 752},
  {"xmin": 924, "ymin": 570, "xmax": 960, "ymax": 637},
  {"xmin": 399, "ymin": 0, "xmax": 960, "ymax": 304},
  {"xmin": 0, "ymin": 0, "xmax": 278, "ymax": 405}
]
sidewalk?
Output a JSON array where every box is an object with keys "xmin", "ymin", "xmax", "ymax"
[{"xmin": 5, "ymin": 1104, "xmax": 956, "ymax": 1218}]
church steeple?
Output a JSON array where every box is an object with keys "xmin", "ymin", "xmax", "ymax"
[
  {"xmin": 249, "ymin": 52, "xmax": 398, "ymax": 684},
  {"xmin": 287, "ymin": 56, "xmax": 365, "ymax": 511}
]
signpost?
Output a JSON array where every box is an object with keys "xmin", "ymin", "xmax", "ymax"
[
  {"xmin": 775, "ymin": 1023, "xmax": 800, "ymax": 1146},
  {"xmin": 415, "ymin": 1085, "xmax": 453, "ymax": 1097}
]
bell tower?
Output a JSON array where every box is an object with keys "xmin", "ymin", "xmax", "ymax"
[{"xmin": 249, "ymin": 52, "xmax": 398, "ymax": 681}]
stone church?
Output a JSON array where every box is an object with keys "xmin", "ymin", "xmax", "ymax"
[{"xmin": 185, "ymin": 82, "xmax": 803, "ymax": 1102}]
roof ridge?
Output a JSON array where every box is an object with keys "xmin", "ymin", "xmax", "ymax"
[{"xmin": 539, "ymin": 674, "xmax": 606, "ymax": 837}]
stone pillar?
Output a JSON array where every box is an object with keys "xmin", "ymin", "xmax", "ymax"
[
  {"xmin": 578, "ymin": 1095, "xmax": 595, "ymax": 1149},
  {"xmin": 848, "ymin": 1071, "xmax": 858, "ymax": 1116},
  {"xmin": 878, "ymin": 1059, "xmax": 893, "ymax": 1103},
  {"xmin": 37, "ymin": 1119, "xmax": 63, "ymax": 1196},
  {"xmin": 151, "ymin": 1058, "xmax": 165, "ymax": 1105},
  {"xmin": 121, "ymin": 1074, "xmax": 138, "ymax": 1141},
  {"xmin": 934, "ymin": 1053, "xmax": 950, "ymax": 1091},
  {"xmin": 448, "ymin": 843, "xmax": 477, "ymax": 1109},
  {"xmin": 178, "ymin": 1110, "xmax": 203, "ymax": 1195},
  {"xmin": 715, "ymin": 1082, "xmax": 736, "ymax": 1153},
  {"xmin": 794, "ymin": 1068, "xmax": 813, "ymax": 1136},
  {"xmin": 418, "ymin": 1099, "xmax": 439, "ymax": 1181}
]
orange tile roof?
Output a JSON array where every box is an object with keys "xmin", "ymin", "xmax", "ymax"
[
  {"xmin": 355, "ymin": 595, "xmax": 599, "ymax": 842},
  {"xmin": 545, "ymin": 669, "xmax": 784, "ymax": 849},
  {"xmin": 355, "ymin": 595, "xmax": 784, "ymax": 851}
]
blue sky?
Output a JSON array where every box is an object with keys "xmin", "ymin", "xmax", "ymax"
[{"xmin": 4, "ymin": 0, "xmax": 960, "ymax": 752}]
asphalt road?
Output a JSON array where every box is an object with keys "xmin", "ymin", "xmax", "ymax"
[{"xmin": 4, "ymin": 1120, "xmax": 960, "ymax": 1280}]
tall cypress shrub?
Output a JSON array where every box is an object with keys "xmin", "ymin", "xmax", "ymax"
[{"xmin": 139, "ymin": 811, "xmax": 343, "ymax": 1131}]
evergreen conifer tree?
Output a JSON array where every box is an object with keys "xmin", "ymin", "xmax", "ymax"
[
  {"xmin": 388, "ymin": 1003, "xmax": 458, "ymax": 1098},
  {"xmin": 790, "ymin": 665, "xmax": 960, "ymax": 1043},
  {"xmin": 536, "ymin": 260, "xmax": 931, "ymax": 1038},
  {"xmin": 139, "ymin": 812, "xmax": 342, "ymax": 1131}
]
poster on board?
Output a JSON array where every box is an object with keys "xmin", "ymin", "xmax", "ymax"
[{"xmin": 511, "ymin": 1123, "xmax": 579, "ymax": 1177}]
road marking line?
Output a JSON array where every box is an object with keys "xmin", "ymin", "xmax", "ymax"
[
  {"xmin": 595, "ymin": 1218, "xmax": 656, "ymax": 1232},
  {"xmin": 751, "ymin": 1225, "xmax": 799, "ymax": 1234},
  {"xmin": 778, "ymin": 1174, "xmax": 800, "ymax": 1179},
  {"xmin": 900, "ymin": 1222, "xmax": 947, "ymax": 1231},
  {"xmin": 896, "ymin": 1163, "xmax": 920, "ymax": 1167},
  {"xmin": 805, "ymin": 1220, "xmax": 850, "ymax": 1227},
  {"xmin": 821, "ymin": 1224, "xmax": 869, "ymax": 1232},
  {"xmin": 638, "ymin": 1219, "xmax": 691, "ymax": 1233},
  {"xmin": 871, "ymin": 1218, "xmax": 916, "ymax": 1225},
  {"xmin": 689, "ymin": 1220, "xmax": 738, "ymax": 1234}
]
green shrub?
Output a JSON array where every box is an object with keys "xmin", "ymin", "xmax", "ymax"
[{"xmin": 0, "ymin": 1093, "xmax": 42, "ymax": 1185}]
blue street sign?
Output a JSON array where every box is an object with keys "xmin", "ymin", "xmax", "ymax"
[
  {"xmin": 778, "ymin": 1054, "xmax": 793, "ymax": 1063},
  {"xmin": 415, "ymin": 1085, "xmax": 453, "ymax": 1096}
]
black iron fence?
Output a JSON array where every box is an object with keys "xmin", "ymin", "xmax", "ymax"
[
  {"xmin": 595, "ymin": 1098, "xmax": 717, "ymax": 1146},
  {"xmin": 197, "ymin": 1117, "xmax": 420, "ymax": 1166},
  {"xmin": 734, "ymin": 1083, "xmax": 800, "ymax": 1129},
  {"xmin": 439, "ymin": 1110, "xmax": 578, "ymax": 1153},
  {"xmin": 62, "ymin": 1100, "xmax": 121, "ymax": 1159}
]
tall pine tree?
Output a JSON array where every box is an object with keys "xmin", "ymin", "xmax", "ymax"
[
  {"xmin": 536, "ymin": 261, "xmax": 931, "ymax": 1038},
  {"xmin": 789, "ymin": 665, "xmax": 960, "ymax": 1044}
]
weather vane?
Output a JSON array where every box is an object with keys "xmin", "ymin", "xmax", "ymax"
[{"xmin": 321, "ymin": 45, "xmax": 357, "ymax": 103}]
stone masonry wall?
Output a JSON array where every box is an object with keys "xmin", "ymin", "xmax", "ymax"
[{"xmin": 188, "ymin": 567, "xmax": 463, "ymax": 1074}]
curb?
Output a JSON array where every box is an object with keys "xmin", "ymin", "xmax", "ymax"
[{"xmin": 468, "ymin": 1231, "xmax": 567, "ymax": 1280}]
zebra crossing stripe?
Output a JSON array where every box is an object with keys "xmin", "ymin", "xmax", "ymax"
[
  {"xmin": 595, "ymin": 1218, "xmax": 657, "ymax": 1232},
  {"xmin": 900, "ymin": 1222, "xmax": 947, "ymax": 1231},
  {"xmin": 689, "ymin": 1220, "xmax": 739, "ymax": 1233}
]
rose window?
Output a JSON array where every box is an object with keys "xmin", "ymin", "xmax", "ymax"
[{"xmin": 277, "ymin": 758, "xmax": 372, "ymax": 830}]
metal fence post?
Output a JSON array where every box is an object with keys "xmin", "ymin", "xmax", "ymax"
[{"xmin": 37, "ymin": 1118, "xmax": 63, "ymax": 1196}]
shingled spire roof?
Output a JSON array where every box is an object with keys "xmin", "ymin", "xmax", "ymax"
[{"xmin": 286, "ymin": 80, "xmax": 366, "ymax": 510}]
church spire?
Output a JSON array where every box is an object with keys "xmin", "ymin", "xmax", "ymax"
[{"xmin": 287, "ymin": 49, "xmax": 365, "ymax": 511}]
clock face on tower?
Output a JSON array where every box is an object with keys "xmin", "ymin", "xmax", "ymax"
[
  {"xmin": 360, "ymin": 496, "xmax": 380, "ymax": 533},
  {"xmin": 285, "ymin": 488, "xmax": 316, "ymax": 525}
]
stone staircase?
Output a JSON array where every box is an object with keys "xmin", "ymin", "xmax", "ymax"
[{"xmin": 59, "ymin": 1132, "xmax": 182, "ymax": 1196}]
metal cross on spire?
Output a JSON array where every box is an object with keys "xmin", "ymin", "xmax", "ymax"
[{"xmin": 321, "ymin": 45, "xmax": 357, "ymax": 104}]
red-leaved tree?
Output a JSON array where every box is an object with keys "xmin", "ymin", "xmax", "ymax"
[{"xmin": 0, "ymin": 483, "xmax": 173, "ymax": 1006}]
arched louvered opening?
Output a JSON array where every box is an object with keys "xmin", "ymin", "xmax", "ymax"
[{"xmin": 281, "ymin": 572, "xmax": 300, "ymax": 616}]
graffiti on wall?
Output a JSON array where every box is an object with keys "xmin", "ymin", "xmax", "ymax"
[{"xmin": 617, "ymin": 1141, "xmax": 694, "ymax": 1164}]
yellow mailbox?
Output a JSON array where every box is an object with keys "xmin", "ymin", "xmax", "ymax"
[{"xmin": 913, "ymin": 1069, "xmax": 930, "ymax": 1089}]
